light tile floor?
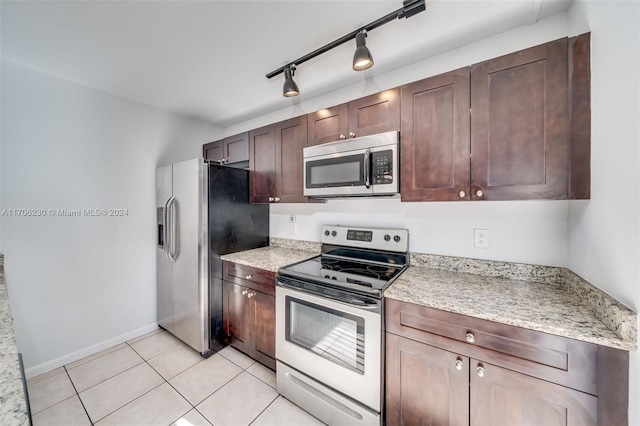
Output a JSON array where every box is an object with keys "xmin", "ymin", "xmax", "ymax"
[{"xmin": 27, "ymin": 329, "xmax": 324, "ymax": 426}]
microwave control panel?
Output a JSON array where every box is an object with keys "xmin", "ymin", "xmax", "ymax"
[{"xmin": 372, "ymin": 150, "xmax": 393, "ymax": 184}]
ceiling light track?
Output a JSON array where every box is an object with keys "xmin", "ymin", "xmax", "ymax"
[{"xmin": 266, "ymin": 0, "xmax": 425, "ymax": 96}]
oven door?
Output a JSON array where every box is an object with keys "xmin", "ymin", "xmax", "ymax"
[{"xmin": 275, "ymin": 285, "xmax": 382, "ymax": 411}]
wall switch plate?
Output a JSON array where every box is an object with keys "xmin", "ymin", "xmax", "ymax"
[{"xmin": 474, "ymin": 229, "xmax": 489, "ymax": 249}]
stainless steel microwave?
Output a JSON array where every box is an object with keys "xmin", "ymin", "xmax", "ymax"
[{"xmin": 303, "ymin": 131, "xmax": 399, "ymax": 198}]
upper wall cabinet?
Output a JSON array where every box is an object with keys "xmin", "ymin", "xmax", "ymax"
[
  {"xmin": 249, "ymin": 116, "xmax": 310, "ymax": 204},
  {"xmin": 203, "ymin": 132, "xmax": 249, "ymax": 165},
  {"xmin": 401, "ymin": 36, "xmax": 590, "ymax": 202},
  {"xmin": 401, "ymin": 68, "xmax": 471, "ymax": 201},
  {"xmin": 307, "ymin": 89, "xmax": 400, "ymax": 146},
  {"xmin": 470, "ymin": 38, "xmax": 569, "ymax": 200}
]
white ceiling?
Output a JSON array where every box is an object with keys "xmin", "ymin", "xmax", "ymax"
[{"xmin": 1, "ymin": 0, "xmax": 572, "ymax": 128}]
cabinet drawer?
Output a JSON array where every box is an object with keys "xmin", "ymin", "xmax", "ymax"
[
  {"xmin": 385, "ymin": 298, "xmax": 598, "ymax": 395},
  {"xmin": 223, "ymin": 261, "xmax": 276, "ymax": 296}
]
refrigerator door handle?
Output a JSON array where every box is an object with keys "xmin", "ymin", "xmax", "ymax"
[
  {"xmin": 163, "ymin": 197, "xmax": 173, "ymax": 260},
  {"xmin": 168, "ymin": 196, "xmax": 178, "ymax": 262}
]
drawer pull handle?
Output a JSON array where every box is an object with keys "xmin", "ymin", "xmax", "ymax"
[
  {"xmin": 241, "ymin": 290, "xmax": 248, "ymax": 296},
  {"xmin": 458, "ymin": 190, "xmax": 466, "ymax": 198},
  {"xmin": 245, "ymin": 274, "xmax": 253, "ymax": 280},
  {"xmin": 455, "ymin": 359, "xmax": 463, "ymax": 371},
  {"xmin": 477, "ymin": 365, "xmax": 485, "ymax": 377},
  {"xmin": 476, "ymin": 189, "xmax": 484, "ymax": 198},
  {"xmin": 466, "ymin": 332, "xmax": 475, "ymax": 343},
  {"xmin": 248, "ymin": 292, "xmax": 255, "ymax": 298}
]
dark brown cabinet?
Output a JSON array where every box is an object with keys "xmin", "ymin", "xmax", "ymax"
[
  {"xmin": 307, "ymin": 89, "xmax": 400, "ymax": 146},
  {"xmin": 222, "ymin": 262, "xmax": 276, "ymax": 369},
  {"xmin": 470, "ymin": 38, "xmax": 569, "ymax": 200},
  {"xmin": 249, "ymin": 116, "xmax": 310, "ymax": 204},
  {"xmin": 400, "ymin": 68, "xmax": 471, "ymax": 201},
  {"xmin": 385, "ymin": 298, "xmax": 628, "ymax": 426},
  {"xmin": 471, "ymin": 360, "xmax": 597, "ymax": 426},
  {"xmin": 401, "ymin": 37, "xmax": 590, "ymax": 202},
  {"xmin": 203, "ymin": 132, "xmax": 249, "ymax": 165},
  {"xmin": 386, "ymin": 333, "xmax": 469, "ymax": 426}
]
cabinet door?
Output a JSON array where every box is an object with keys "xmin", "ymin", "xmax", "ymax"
[
  {"xmin": 222, "ymin": 281, "xmax": 252, "ymax": 354},
  {"xmin": 386, "ymin": 333, "xmax": 470, "ymax": 426},
  {"xmin": 470, "ymin": 360, "xmax": 597, "ymax": 426},
  {"xmin": 348, "ymin": 88, "xmax": 400, "ymax": 138},
  {"xmin": 275, "ymin": 116, "xmax": 309, "ymax": 203},
  {"xmin": 401, "ymin": 68, "xmax": 471, "ymax": 201},
  {"xmin": 307, "ymin": 104, "xmax": 349, "ymax": 146},
  {"xmin": 224, "ymin": 132, "xmax": 249, "ymax": 164},
  {"xmin": 252, "ymin": 291, "xmax": 276, "ymax": 370},
  {"xmin": 203, "ymin": 140, "xmax": 224, "ymax": 162},
  {"xmin": 249, "ymin": 125, "xmax": 277, "ymax": 203},
  {"xmin": 470, "ymin": 38, "xmax": 569, "ymax": 200}
]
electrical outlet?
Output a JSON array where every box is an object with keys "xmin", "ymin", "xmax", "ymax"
[
  {"xmin": 474, "ymin": 229, "xmax": 490, "ymax": 249},
  {"xmin": 289, "ymin": 215, "xmax": 296, "ymax": 234}
]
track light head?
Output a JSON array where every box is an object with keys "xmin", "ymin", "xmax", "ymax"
[
  {"xmin": 353, "ymin": 31, "xmax": 374, "ymax": 71},
  {"xmin": 283, "ymin": 65, "xmax": 299, "ymax": 97}
]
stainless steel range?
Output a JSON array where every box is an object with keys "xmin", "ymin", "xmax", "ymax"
[{"xmin": 276, "ymin": 225, "xmax": 409, "ymax": 425}]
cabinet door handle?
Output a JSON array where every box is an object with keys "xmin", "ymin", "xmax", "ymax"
[
  {"xmin": 475, "ymin": 189, "xmax": 484, "ymax": 198},
  {"xmin": 274, "ymin": 197, "xmax": 281, "ymax": 202},
  {"xmin": 455, "ymin": 359, "xmax": 463, "ymax": 370},
  {"xmin": 466, "ymin": 332, "xmax": 475, "ymax": 343},
  {"xmin": 339, "ymin": 134, "xmax": 346, "ymax": 140},
  {"xmin": 349, "ymin": 132, "xmax": 356, "ymax": 138},
  {"xmin": 458, "ymin": 190, "xmax": 466, "ymax": 198},
  {"xmin": 268, "ymin": 196, "xmax": 274, "ymax": 202},
  {"xmin": 245, "ymin": 274, "xmax": 253, "ymax": 280},
  {"xmin": 221, "ymin": 158, "xmax": 228, "ymax": 164},
  {"xmin": 247, "ymin": 292, "xmax": 254, "ymax": 298},
  {"xmin": 241, "ymin": 290, "xmax": 248, "ymax": 296},
  {"xmin": 477, "ymin": 365, "xmax": 485, "ymax": 377}
]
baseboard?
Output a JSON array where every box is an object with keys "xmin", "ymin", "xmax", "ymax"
[{"xmin": 24, "ymin": 322, "xmax": 159, "ymax": 379}]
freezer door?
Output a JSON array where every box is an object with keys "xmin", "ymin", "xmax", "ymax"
[
  {"xmin": 156, "ymin": 165, "xmax": 173, "ymax": 332},
  {"xmin": 171, "ymin": 159, "xmax": 209, "ymax": 353}
]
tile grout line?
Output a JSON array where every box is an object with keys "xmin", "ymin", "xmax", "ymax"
[
  {"xmin": 63, "ymin": 365, "xmax": 95, "ymax": 426},
  {"xmin": 247, "ymin": 394, "xmax": 280, "ymax": 426}
]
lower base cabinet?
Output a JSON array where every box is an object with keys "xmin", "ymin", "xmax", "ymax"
[
  {"xmin": 222, "ymin": 262, "xmax": 276, "ymax": 370},
  {"xmin": 386, "ymin": 333, "xmax": 597, "ymax": 426},
  {"xmin": 385, "ymin": 298, "xmax": 628, "ymax": 426}
]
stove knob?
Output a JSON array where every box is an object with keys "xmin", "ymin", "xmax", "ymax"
[
  {"xmin": 331, "ymin": 230, "xmax": 337, "ymax": 237},
  {"xmin": 394, "ymin": 235, "xmax": 401, "ymax": 243},
  {"xmin": 324, "ymin": 230, "xmax": 330, "ymax": 236},
  {"xmin": 384, "ymin": 234, "xmax": 391, "ymax": 241},
  {"xmin": 325, "ymin": 275, "xmax": 330, "ymax": 279},
  {"xmin": 331, "ymin": 276, "xmax": 337, "ymax": 280}
]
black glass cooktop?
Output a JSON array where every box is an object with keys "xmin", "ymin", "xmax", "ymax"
[{"xmin": 279, "ymin": 254, "xmax": 405, "ymax": 292}]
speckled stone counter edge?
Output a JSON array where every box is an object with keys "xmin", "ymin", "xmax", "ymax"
[
  {"xmin": 271, "ymin": 239, "xmax": 637, "ymax": 347},
  {"xmin": 410, "ymin": 251, "xmax": 637, "ymax": 345},
  {"xmin": 0, "ymin": 254, "xmax": 31, "ymax": 425},
  {"xmin": 270, "ymin": 237, "xmax": 322, "ymax": 253}
]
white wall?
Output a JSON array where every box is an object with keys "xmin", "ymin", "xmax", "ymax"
[
  {"xmin": 243, "ymin": 13, "xmax": 573, "ymax": 268},
  {"xmin": 1, "ymin": 59, "xmax": 221, "ymax": 370},
  {"xmin": 566, "ymin": 1, "xmax": 639, "ymax": 424}
]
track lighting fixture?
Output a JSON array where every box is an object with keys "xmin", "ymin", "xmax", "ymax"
[
  {"xmin": 282, "ymin": 65, "xmax": 299, "ymax": 97},
  {"xmin": 267, "ymin": 0, "xmax": 425, "ymax": 97},
  {"xmin": 353, "ymin": 30, "xmax": 374, "ymax": 71}
]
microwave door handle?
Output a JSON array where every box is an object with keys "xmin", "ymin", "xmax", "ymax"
[{"xmin": 364, "ymin": 148, "xmax": 372, "ymax": 189}]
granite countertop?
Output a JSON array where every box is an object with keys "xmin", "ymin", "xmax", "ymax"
[
  {"xmin": 220, "ymin": 238, "xmax": 636, "ymax": 352},
  {"xmin": 0, "ymin": 254, "xmax": 31, "ymax": 425},
  {"xmin": 385, "ymin": 264, "xmax": 637, "ymax": 352},
  {"xmin": 219, "ymin": 240, "xmax": 320, "ymax": 273}
]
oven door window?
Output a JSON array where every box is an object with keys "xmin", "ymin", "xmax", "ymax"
[
  {"xmin": 305, "ymin": 153, "xmax": 365, "ymax": 188},
  {"xmin": 285, "ymin": 296, "xmax": 365, "ymax": 374}
]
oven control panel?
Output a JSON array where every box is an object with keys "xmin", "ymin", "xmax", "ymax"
[{"xmin": 321, "ymin": 225, "xmax": 408, "ymax": 252}]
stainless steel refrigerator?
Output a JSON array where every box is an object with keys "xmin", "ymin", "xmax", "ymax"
[{"xmin": 156, "ymin": 158, "xmax": 269, "ymax": 355}]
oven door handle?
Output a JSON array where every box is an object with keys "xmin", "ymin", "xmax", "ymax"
[
  {"xmin": 363, "ymin": 148, "xmax": 372, "ymax": 189},
  {"xmin": 277, "ymin": 279, "xmax": 381, "ymax": 311}
]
